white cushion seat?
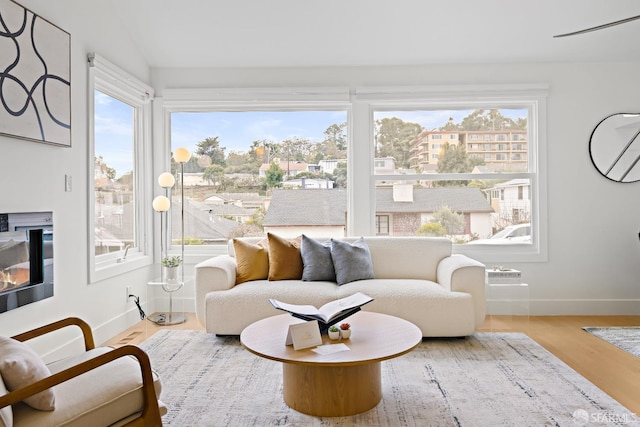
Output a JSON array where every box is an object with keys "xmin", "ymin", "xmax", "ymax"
[{"xmin": 10, "ymin": 348, "xmax": 165, "ymax": 427}]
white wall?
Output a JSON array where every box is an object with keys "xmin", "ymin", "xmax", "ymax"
[
  {"xmin": 0, "ymin": 0, "xmax": 155, "ymax": 354},
  {"xmin": 153, "ymin": 62, "xmax": 640, "ymax": 315},
  {"xmin": 1, "ymin": 2, "xmax": 639, "ymax": 354}
]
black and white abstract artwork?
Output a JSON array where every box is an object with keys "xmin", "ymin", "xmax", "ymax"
[{"xmin": 0, "ymin": 0, "xmax": 71, "ymax": 147}]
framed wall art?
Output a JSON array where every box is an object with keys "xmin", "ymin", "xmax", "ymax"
[{"xmin": 0, "ymin": 0, "xmax": 71, "ymax": 147}]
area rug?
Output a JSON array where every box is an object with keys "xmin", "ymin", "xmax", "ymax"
[
  {"xmin": 139, "ymin": 330, "xmax": 637, "ymax": 426},
  {"xmin": 583, "ymin": 326, "xmax": 640, "ymax": 358}
]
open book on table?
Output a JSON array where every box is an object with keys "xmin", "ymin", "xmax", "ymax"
[{"xmin": 269, "ymin": 292, "xmax": 374, "ymax": 330}]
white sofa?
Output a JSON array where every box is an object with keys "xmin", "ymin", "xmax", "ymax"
[{"xmin": 195, "ymin": 236, "xmax": 486, "ymax": 337}]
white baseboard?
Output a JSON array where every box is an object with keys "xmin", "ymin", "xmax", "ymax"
[{"xmin": 487, "ymin": 298, "xmax": 640, "ymax": 316}]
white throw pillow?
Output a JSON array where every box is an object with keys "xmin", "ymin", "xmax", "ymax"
[{"xmin": 0, "ymin": 336, "xmax": 55, "ymax": 411}]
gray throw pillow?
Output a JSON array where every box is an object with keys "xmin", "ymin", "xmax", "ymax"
[
  {"xmin": 330, "ymin": 237, "xmax": 375, "ymax": 285},
  {"xmin": 301, "ymin": 235, "xmax": 336, "ymax": 281}
]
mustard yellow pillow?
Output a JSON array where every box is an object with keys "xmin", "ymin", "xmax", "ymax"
[
  {"xmin": 233, "ymin": 239, "xmax": 269, "ymax": 285},
  {"xmin": 267, "ymin": 233, "xmax": 303, "ymax": 281}
]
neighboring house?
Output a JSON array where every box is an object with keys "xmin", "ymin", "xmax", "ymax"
[
  {"xmin": 318, "ymin": 159, "xmax": 344, "ymax": 175},
  {"xmin": 376, "ymin": 185, "xmax": 493, "ymax": 237},
  {"xmin": 262, "ymin": 185, "xmax": 493, "ymax": 238},
  {"xmin": 483, "ymin": 178, "xmax": 531, "ymax": 229},
  {"xmin": 263, "ymin": 189, "xmax": 347, "ymax": 237},
  {"xmin": 259, "ymin": 161, "xmax": 309, "ymax": 177},
  {"xmin": 282, "ymin": 178, "xmax": 334, "ymax": 189}
]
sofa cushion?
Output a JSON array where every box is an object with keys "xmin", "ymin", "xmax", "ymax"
[
  {"xmin": 0, "ymin": 371, "xmax": 13, "ymax": 427},
  {"xmin": 233, "ymin": 238, "xmax": 269, "ymax": 284},
  {"xmin": 301, "ymin": 235, "xmax": 336, "ymax": 282},
  {"xmin": 0, "ymin": 336, "xmax": 55, "ymax": 411},
  {"xmin": 267, "ymin": 233, "xmax": 302, "ymax": 281},
  {"xmin": 330, "ymin": 237, "xmax": 375, "ymax": 285}
]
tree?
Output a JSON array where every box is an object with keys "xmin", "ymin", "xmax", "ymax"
[
  {"xmin": 332, "ymin": 162, "xmax": 347, "ymax": 188},
  {"xmin": 375, "ymin": 117, "xmax": 422, "ymax": 169},
  {"xmin": 321, "ymin": 122, "xmax": 347, "ymax": 159},
  {"xmin": 196, "ymin": 137, "xmax": 226, "ymax": 167},
  {"xmin": 249, "ymin": 139, "xmax": 278, "ymax": 165},
  {"xmin": 434, "ymin": 142, "xmax": 484, "ymax": 187},
  {"xmin": 456, "ymin": 109, "xmax": 525, "ymax": 131},
  {"xmin": 203, "ymin": 164, "xmax": 225, "ymax": 186},
  {"xmin": 430, "ymin": 205, "xmax": 466, "ymax": 235},
  {"xmin": 416, "ymin": 222, "xmax": 447, "ymax": 237},
  {"xmin": 226, "ymin": 151, "xmax": 249, "ymax": 167},
  {"xmin": 265, "ymin": 161, "xmax": 284, "ymax": 188}
]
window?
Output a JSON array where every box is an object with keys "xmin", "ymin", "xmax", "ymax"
[
  {"xmin": 432, "ymin": 134, "xmax": 443, "ymax": 140},
  {"xmin": 88, "ymin": 54, "xmax": 153, "ymax": 282},
  {"xmin": 159, "ymin": 88, "xmax": 350, "ymax": 252},
  {"xmin": 364, "ymin": 85, "xmax": 547, "ymax": 262},
  {"xmin": 160, "ymin": 85, "xmax": 547, "ymax": 262},
  {"xmin": 376, "ymin": 215, "xmax": 389, "ymax": 235}
]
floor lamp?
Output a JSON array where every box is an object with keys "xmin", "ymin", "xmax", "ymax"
[
  {"xmin": 148, "ymin": 164, "xmax": 186, "ymax": 325},
  {"xmin": 173, "ymin": 147, "xmax": 191, "ymax": 283}
]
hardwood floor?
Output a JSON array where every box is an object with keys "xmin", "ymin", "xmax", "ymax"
[{"xmin": 103, "ymin": 313, "xmax": 640, "ymax": 416}]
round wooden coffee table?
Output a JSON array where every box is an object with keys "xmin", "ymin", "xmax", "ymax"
[{"xmin": 240, "ymin": 311, "xmax": 422, "ymax": 417}]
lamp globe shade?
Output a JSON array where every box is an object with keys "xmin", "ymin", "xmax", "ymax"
[
  {"xmin": 173, "ymin": 147, "xmax": 191, "ymax": 164},
  {"xmin": 152, "ymin": 196, "xmax": 171, "ymax": 212},
  {"xmin": 158, "ymin": 172, "xmax": 175, "ymax": 188}
]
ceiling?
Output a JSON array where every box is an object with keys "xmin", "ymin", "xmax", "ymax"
[{"xmin": 108, "ymin": 0, "xmax": 640, "ymax": 69}]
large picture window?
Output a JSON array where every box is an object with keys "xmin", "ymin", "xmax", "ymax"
[
  {"xmin": 158, "ymin": 87, "xmax": 351, "ymax": 251},
  {"xmin": 160, "ymin": 85, "xmax": 547, "ymax": 262}
]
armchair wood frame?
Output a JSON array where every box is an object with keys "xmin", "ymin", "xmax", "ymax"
[{"xmin": 0, "ymin": 317, "xmax": 162, "ymax": 427}]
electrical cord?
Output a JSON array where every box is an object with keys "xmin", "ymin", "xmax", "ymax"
[{"xmin": 129, "ymin": 294, "xmax": 146, "ymax": 320}]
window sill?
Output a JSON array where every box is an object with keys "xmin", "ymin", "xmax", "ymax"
[{"xmin": 90, "ymin": 254, "xmax": 153, "ymax": 283}]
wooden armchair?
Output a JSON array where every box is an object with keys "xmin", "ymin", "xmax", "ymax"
[{"xmin": 0, "ymin": 317, "xmax": 164, "ymax": 427}]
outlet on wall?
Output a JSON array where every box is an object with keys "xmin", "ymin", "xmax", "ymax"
[{"xmin": 126, "ymin": 286, "xmax": 132, "ymax": 302}]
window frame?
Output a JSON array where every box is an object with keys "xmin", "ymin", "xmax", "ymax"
[
  {"xmin": 154, "ymin": 87, "xmax": 352, "ymax": 263},
  {"xmin": 87, "ymin": 53, "xmax": 154, "ymax": 283},
  {"xmin": 352, "ymin": 84, "xmax": 548, "ymax": 263},
  {"xmin": 155, "ymin": 84, "xmax": 547, "ymax": 264}
]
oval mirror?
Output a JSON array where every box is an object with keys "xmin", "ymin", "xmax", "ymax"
[{"xmin": 589, "ymin": 113, "xmax": 640, "ymax": 182}]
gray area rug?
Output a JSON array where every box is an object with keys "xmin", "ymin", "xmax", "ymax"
[
  {"xmin": 583, "ymin": 326, "xmax": 640, "ymax": 358},
  {"xmin": 140, "ymin": 330, "xmax": 637, "ymax": 426}
]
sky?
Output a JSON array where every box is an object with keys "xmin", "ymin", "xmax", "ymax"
[
  {"xmin": 171, "ymin": 111, "xmax": 347, "ymax": 155},
  {"xmin": 171, "ymin": 109, "xmax": 527, "ymax": 155},
  {"xmin": 95, "ymin": 102, "xmax": 526, "ymax": 176}
]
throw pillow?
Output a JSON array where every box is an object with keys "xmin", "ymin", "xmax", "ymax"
[
  {"xmin": 300, "ymin": 234, "xmax": 336, "ymax": 282},
  {"xmin": 330, "ymin": 237, "xmax": 375, "ymax": 285},
  {"xmin": 267, "ymin": 233, "xmax": 303, "ymax": 281},
  {"xmin": 233, "ymin": 238, "xmax": 269, "ymax": 285},
  {"xmin": 0, "ymin": 336, "xmax": 55, "ymax": 411}
]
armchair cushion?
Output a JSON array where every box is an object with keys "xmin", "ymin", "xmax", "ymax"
[{"xmin": 0, "ymin": 337, "xmax": 55, "ymax": 411}]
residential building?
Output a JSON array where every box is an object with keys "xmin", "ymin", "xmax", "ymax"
[
  {"xmin": 410, "ymin": 130, "xmax": 528, "ymax": 172},
  {"xmin": 263, "ymin": 186, "xmax": 493, "ymax": 238}
]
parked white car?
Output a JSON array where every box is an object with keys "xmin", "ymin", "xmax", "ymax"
[{"xmin": 468, "ymin": 223, "xmax": 531, "ymax": 244}]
